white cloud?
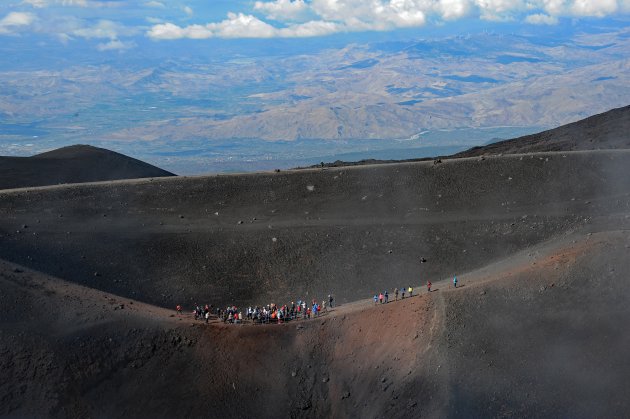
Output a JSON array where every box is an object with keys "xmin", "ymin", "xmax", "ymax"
[
  {"xmin": 60, "ymin": 0, "xmax": 87, "ymax": 5},
  {"xmin": 183, "ymin": 5, "xmax": 193, "ymax": 16},
  {"xmin": 278, "ymin": 20, "xmax": 340, "ymax": 36},
  {"xmin": 0, "ymin": 12, "xmax": 36, "ymax": 34},
  {"xmin": 72, "ymin": 19, "xmax": 136, "ymax": 39},
  {"xmin": 144, "ymin": 1, "xmax": 165, "ymax": 8},
  {"xmin": 22, "ymin": 0, "xmax": 48, "ymax": 8},
  {"xmin": 146, "ymin": 16, "xmax": 165, "ymax": 23},
  {"xmin": 211, "ymin": 13, "xmax": 277, "ymax": 38},
  {"xmin": 254, "ymin": 0, "xmax": 310, "ymax": 21},
  {"xmin": 147, "ymin": 0, "xmax": 630, "ymax": 40},
  {"xmin": 148, "ymin": 13, "xmax": 342, "ymax": 39},
  {"xmin": 473, "ymin": 0, "xmax": 525, "ymax": 20},
  {"xmin": 571, "ymin": 0, "xmax": 617, "ymax": 17},
  {"xmin": 435, "ymin": 0, "xmax": 471, "ymax": 20},
  {"xmin": 525, "ymin": 12, "xmax": 559, "ymax": 24},
  {"xmin": 56, "ymin": 0, "xmax": 127, "ymax": 7},
  {"xmin": 96, "ymin": 39, "xmax": 135, "ymax": 50}
]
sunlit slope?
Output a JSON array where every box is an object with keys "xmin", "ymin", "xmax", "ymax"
[{"xmin": 2, "ymin": 226, "xmax": 630, "ymax": 418}]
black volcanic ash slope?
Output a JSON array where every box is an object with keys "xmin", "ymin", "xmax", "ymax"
[
  {"xmin": 311, "ymin": 105, "xmax": 630, "ymax": 168},
  {"xmin": 0, "ymin": 144, "xmax": 175, "ymax": 190},
  {"xmin": 1, "ymin": 150, "xmax": 630, "ymax": 309},
  {"xmin": 455, "ymin": 104, "xmax": 630, "ymax": 157}
]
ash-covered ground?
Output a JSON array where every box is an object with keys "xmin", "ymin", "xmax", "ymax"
[{"xmin": 1, "ymin": 107, "xmax": 630, "ymax": 418}]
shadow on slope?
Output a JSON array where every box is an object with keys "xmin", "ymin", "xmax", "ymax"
[
  {"xmin": 1, "ymin": 151, "xmax": 629, "ymax": 309},
  {"xmin": 0, "ymin": 145, "xmax": 175, "ymax": 190}
]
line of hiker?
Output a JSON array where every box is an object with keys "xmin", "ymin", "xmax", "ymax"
[
  {"xmin": 374, "ymin": 276, "xmax": 459, "ymax": 304},
  {"xmin": 178, "ymin": 294, "xmax": 335, "ymax": 325},
  {"xmin": 177, "ymin": 276, "xmax": 460, "ymax": 324}
]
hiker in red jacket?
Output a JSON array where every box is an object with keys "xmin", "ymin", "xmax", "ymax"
[{"xmin": 427, "ymin": 281, "xmax": 432, "ymax": 292}]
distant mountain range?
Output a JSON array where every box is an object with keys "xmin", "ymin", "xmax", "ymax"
[
  {"xmin": 2, "ymin": 105, "xmax": 629, "ymax": 189},
  {"xmin": 1, "ymin": 28, "xmax": 630, "ymax": 151}
]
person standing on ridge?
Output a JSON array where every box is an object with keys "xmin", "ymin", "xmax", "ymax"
[
  {"xmin": 379, "ymin": 292, "xmax": 384, "ymax": 304},
  {"xmin": 401, "ymin": 287, "xmax": 405, "ymax": 299},
  {"xmin": 408, "ymin": 286, "xmax": 413, "ymax": 297},
  {"xmin": 329, "ymin": 294, "xmax": 334, "ymax": 308},
  {"xmin": 394, "ymin": 288, "xmax": 399, "ymax": 301},
  {"xmin": 384, "ymin": 290, "xmax": 389, "ymax": 303},
  {"xmin": 453, "ymin": 276, "xmax": 458, "ymax": 288},
  {"xmin": 176, "ymin": 304, "xmax": 182, "ymax": 315},
  {"xmin": 373, "ymin": 294, "xmax": 378, "ymax": 305},
  {"xmin": 427, "ymin": 280, "xmax": 432, "ymax": 293}
]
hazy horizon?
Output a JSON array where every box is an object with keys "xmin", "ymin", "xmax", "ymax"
[{"xmin": 1, "ymin": 0, "xmax": 629, "ymax": 173}]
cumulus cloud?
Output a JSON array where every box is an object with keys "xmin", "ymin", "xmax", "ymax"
[
  {"xmin": 22, "ymin": 0, "xmax": 48, "ymax": 8},
  {"xmin": 47, "ymin": 0, "xmax": 128, "ymax": 7},
  {"xmin": 96, "ymin": 38, "xmax": 135, "ymax": 50},
  {"xmin": 144, "ymin": 0, "xmax": 165, "ymax": 8},
  {"xmin": 254, "ymin": 0, "xmax": 310, "ymax": 21},
  {"xmin": 525, "ymin": 12, "xmax": 559, "ymax": 24},
  {"xmin": 72, "ymin": 19, "xmax": 134, "ymax": 39},
  {"xmin": 436, "ymin": 0, "xmax": 471, "ymax": 20},
  {"xmin": 18, "ymin": 0, "xmax": 628, "ymax": 42},
  {"xmin": 571, "ymin": 0, "xmax": 618, "ymax": 17},
  {"xmin": 0, "ymin": 12, "xmax": 36, "ymax": 34},
  {"xmin": 148, "ymin": 12, "xmax": 341, "ymax": 39}
]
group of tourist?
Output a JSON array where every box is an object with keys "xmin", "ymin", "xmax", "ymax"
[
  {"xmin": 374, "ymin": 285, "xmax": 414, "ymax": 305},
  {"xmin": 178, "ymin": 295, "xmax": 335, "ymax": 325},
  {"xmin": 177, "ymin": 276, "xmax": 460, "ymax": 325}
]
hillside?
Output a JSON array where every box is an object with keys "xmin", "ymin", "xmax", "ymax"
[
  {"xmin": 2, "ymin": 111, "xmax": 630, "ymax": 417},
  {"xmin": 455, "ymin": 104, "xmax": 630, "ymax": 157},
  {"xmin": 1, "ymin": 150, "xmax": 629, "ymax": 309},
  {"xmin": 0, "ymin": 145, "xmax": 175, "ymax": 190},
  {"xmin": 2, "ymin": 223, "xmax": 629, "ymax": 418}
]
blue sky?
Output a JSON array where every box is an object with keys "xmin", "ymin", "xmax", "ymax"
[{"xmin": 1, "ymin": 0, "xmax": 629, "ymax": 53}]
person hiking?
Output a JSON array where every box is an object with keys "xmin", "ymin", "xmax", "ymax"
[
  {"xmin": 401, "ymin": 287, "xmax": 405, "ymax": 299},
  {"xmin": 176, "ymin": 304, "xmax": 182, "ymax": 315},
  {"xmin": 453, "ymin": 276, "xmax": 458, "ymax": 288},
  {"xmin": 373, "ymin": 294, "xmax": 378, "ymax": 305},
  {"xmin": 379, "ymin": 292, "xmax": 384, "ymax": 304},
  {"xmin": 384, "ymin": 290, "xmax": 389, "ymax": 303},
  {"xmin": 394, "ymin": 288, "xmax": 399, "ymax": 301},
  {"xmin": 427, "ymin": 280, "xmax": 432, "ymax": 292},
  {"xmin": 329, "ymin": 294, "xmax": 334, "ymax": 308},
  {"xmin": 205, "ymin": 311, "xmax": 210, "ymax": 324},
  {"xmin": 408, "ymin": 286, "xmax": 413, "ymax": 297}
]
